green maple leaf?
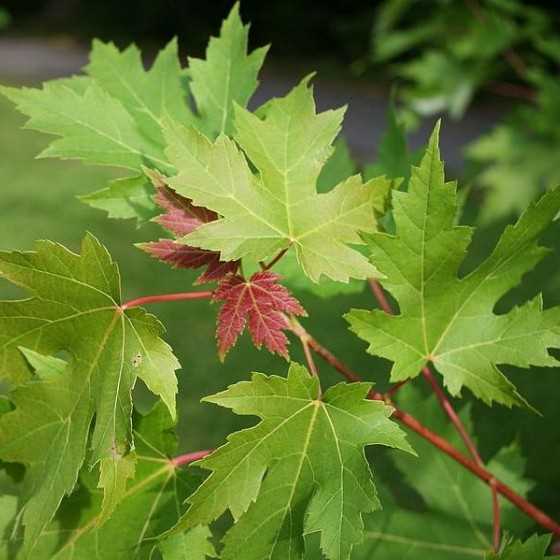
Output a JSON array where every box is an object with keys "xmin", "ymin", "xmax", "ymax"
[
  {"xmin": 487, "ymin": 534, "xmax": 553, "ymax": 559},
  {"xmin": 163, "ymin": 78, "xmax": 387, "ymax": 283},
  {"xmin": 85, "ymin": 38, "xmax": 193, "ymax": 142},
  {"xmin": 188, "ymin": 2, "xmax": 268, "ymax": 137},
  {"xmin": 171, "ymin": 363, "xmax": 413, "ymax": 560},
  {"xmin": 346, "ymin": 123, "xmax": 560, "ymax": 407},
  {"xmin": 159, "ymin": 527, "xmax": 217, "ymax": 560},
  {"xmin": 1, "ymin": 4, "xmax": 267, "ymax": 224},
  {"xmin": 349, "ymin": 385, "xmax": 535, "ymax": 560},
  {"xmin": 0, "ymin": 235, "xmax": 179, "ymax": 555},
  {"xmin": 15, "ymin": 402, "xmax": 209, "ymax": 559}
]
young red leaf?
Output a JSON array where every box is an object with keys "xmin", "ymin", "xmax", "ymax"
[
  {"xmin": 213, "ymin": 271, "xmax": 306, "ymax": 359},
  {"xmin": 153, "ymin": 184, "xmax": 217, "ymax": 236},
  {"xmin": 140, "ymin": 173, "xmax": 239, "ymax": 284}
]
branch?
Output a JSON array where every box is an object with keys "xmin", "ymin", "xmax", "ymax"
[
  {"xmin": 171, "ymin": 449, "xmax": 213, "ymax": 467},
  {"xmin": 260, "ymin": 247, "xmax": 289, "ymax": 271},
  {"xmin": 369, "ymin": 278, "xmax": 501, "ymax": 549},
  {"xmin": 120, "ymin": 290, "xmax": 213, "ymax": 310},
  {"xmin": 295, "ymin": 320, "xmax": 560, "ymax": 537}
]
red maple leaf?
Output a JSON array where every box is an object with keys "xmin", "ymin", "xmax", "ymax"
[
  {"xmin": 140, "ymin": 179, "xmax": 238, "ymax": 284},
  {"xmin": 213, "ymin": 271, "xmax": 306, "ymax": 360}
]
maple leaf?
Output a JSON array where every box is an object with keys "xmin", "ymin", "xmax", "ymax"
[
  {"xmin": 486, "ymin": 534, "xmax": 553, "ymax": 559},
  {"xmin": 0, "ymin": 4, "xmax": 267, "ymax": 224},
  {"xmin": 346, "ymin": 122, "xmax": 560, "ymax": 407},
  {"xmin": 212, "ymin": 271, "xmax": 306, "ymax": 359},
  {"xmin": 18, "ymin": 402, "xmax": 210, "ymax": 559},
  {"xmin": 0, "ymin": 235, "xmax": 179, "ymax": 555},
  {"xmin": 170, "ymin": 363, "xmax": 414, "ymax": 560},
  {"xmin": 159, "ymin": 527, "xmax": 217, "ymax": 560},
  {"xmin": 139, "ymin": 171, "xmax": 238, "ymax": 284},
  {"xmin": 163, "ymin": 78, "xmax": 386, "ymax": 283},
  {"xmin": 188, "ymin": 2, "xmax": 268, "ymax": 137}
]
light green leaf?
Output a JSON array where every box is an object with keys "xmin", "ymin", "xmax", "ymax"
[
  {"xmin": 25, "ymin": 403, "xmax": 204, "ymax": 559},
  {"xmin": 346, "ymin": 123, "xmax": 560, "ymax": 407},
  {"xmin": 0, "ymin": 82, "xmax": 172, "ymax": 173},
  {"xmin": 85, "ymin": 38, "xmax": 193, "ymax": 142},
  {"xmin": 0, "ymin": 495, "xmax": 19, "ymax": 559},
  {"xmin": 97, "ymin": 452, "xmax": 136, "ymax": 526},
  {"xmin": 159, "ymin": 526, "xmax": 217, "ymax": 560},
  {"xmin": 0, "ymin": 235, "xmax": 179, "ymax": 555},
  {"xmin": 78, "ymin": 175, "xmax": 158, "ymax": 224},
  {"xmin": 487, "ymin": 534, "xmax": 553, "ymax": 559},
  {"xmin": 19, "ymin": 347, "xmax": 67, "ymax": 378},
  {"xmin": 188, "ymin": 2, "xmax": 268, "ymax": 137},
  {"xmin": 164, "ymin": 79, "xmax": 386, "ymax": 283},
  {"xmin": 172, "ymin": 363, "xmax": 413, "ymax": 560}
]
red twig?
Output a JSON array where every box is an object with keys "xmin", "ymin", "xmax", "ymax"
[
  {"xmin": 171, "ymin": 449, "xmax": 213, "ymax": 467},
  {"xmin": 386, "ymin": 379, "xmax": 410, "ymax": 398},
  {"xmin": 368, "ymin": 279, "xmax": 393, "ymax": 314},
  {"xmin": 421, "ymin": 367, "xmax": 482, "ymax": 463},
  {"xmin": 120, "ymin": 291, "xmax": 213, "ymax": 310},
  {"xmin": 292, "ymin": 317, "xmax": 560, "ymax": 537},
  {"xmin": 260, "ymin": 247, "xmax": 289, "ymax": 271},
  {"xmin": 368, "ymin": 277, "xmax": 501, "ymax": 548},
  {"xmin": 388, "ymin": 404, "xmax": 560, "ymax": 537},
  {"xmin": 491, "ymin": 478, "xmax": 501, "ymax": 551},
  {"xmin": 301, "ymin": 337, "xmax": 319, "ymax": 378}
]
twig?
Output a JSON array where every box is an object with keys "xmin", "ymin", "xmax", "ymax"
[
  {"xmin": 171, "ymin": 449, "xmax": 213, "ymax": 467},
  {"xmin": 120, "ymin": 291, "xmax": 213, "ymax": 310},
  {"xmin": 260, "ymin": 247, "xmax": 289, "ymax": 271},
  {"xmin": 421, "ymin": 368, "xmax": 482, "ymax": 463},
  {"xmin": 301, "ymin": 337, "xmax": 319, "ymax": 378},
  {"xmin": 300, "ymin": 326, "xmax": 560, "ymax": 536},
  {"xmin": 368, "ymin": 277, "xmax": 501, "ymax": 549},
  {"xmin": 368, "ymin": 279, "xmax": 393, "ymax": 314},
  {"xmin": 386, "ymin": 379, "xmax": 410, "ymax": 398}
]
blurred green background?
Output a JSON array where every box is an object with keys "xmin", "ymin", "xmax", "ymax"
[{"xmin": 1, "ymin": 0, "xmax": 560, "ymax": 534}]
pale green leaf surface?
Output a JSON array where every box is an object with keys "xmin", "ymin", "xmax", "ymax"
[
  {"xmin": 159, "ymin": 526, "xmax": 216, "ymax": 560},
  {"xmin": 0, "ymin": 235, "xmax": 179, "ymax": 554},
  {"xmin": 19, "ymin": 347, "xmax": 67, "ymax": 378},
  {"xmin": 487, "ymin": 534, "xmax": 552, "ymax": 559},
  {"xmin": 165, "ymin": 80, "xmax": 385, "ymax": 283},
  {"xmin": 78, "ymin": 175, "xmax": 158, "ymax": 224},
  {"xmin": 346, "ymin": 123, "xmax": 560, "ymax": 407},
  {"xmin": 174, "ymin": 363, "xmax": 413, "ymax": 560},
  {"xmin": 0, "ymin": 83, "xmax": 172, "ymax": 173},
  {"xmin": 85, "ymin": 38, "xmax": 193, "ymax": 142},
  {"xmin": 97, "ymin": 452, "xmax": 136, "ymax": 526},
  {"xmin": 23, "ymin": 403, "xmax": 203, "ymax": 560},
  {"xmin": 0, "ymin": 494, "xmax": 19, "ymax": 560},
  {"xmin": 188, "ymin": 2, "xmax": 268, "ymax": 137}
]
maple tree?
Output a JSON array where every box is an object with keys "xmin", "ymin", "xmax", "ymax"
[{"xmin": 0, "ymin": 3, "xmax": 559, "ymax": 560}]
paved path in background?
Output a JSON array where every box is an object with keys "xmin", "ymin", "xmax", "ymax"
[{"xmin": 0, "ymin": 37, "xmax": 507, "ymax": 169}]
